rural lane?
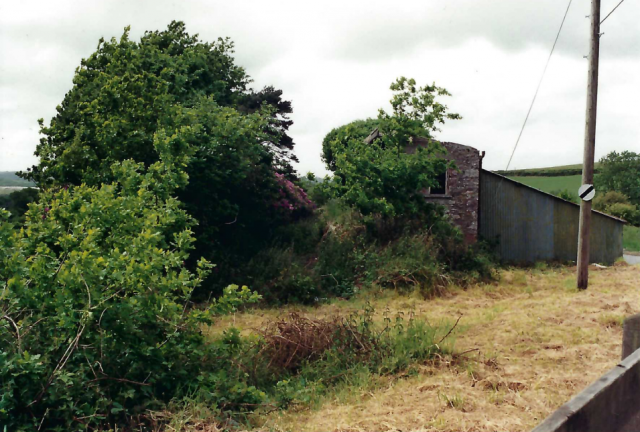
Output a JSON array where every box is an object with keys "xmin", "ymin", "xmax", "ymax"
[{"xmin": 624, "ymin": 254, "xmax": 640, "ymax": 265}]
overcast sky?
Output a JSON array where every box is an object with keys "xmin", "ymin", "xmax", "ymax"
[{"xmin": 1, "ymin": 0, "xmax": 638, "ymax": 175}]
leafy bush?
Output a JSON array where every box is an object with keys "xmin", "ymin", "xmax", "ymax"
[
  {"xmin": 607, "ymin": 203, "xmax": 639, "ymax": 225},
  {"xmin": 593, "ymin": 190, "xmax": 631, "ymax": 211},
  {"xmin": 273, "ymin": 216, "xmax": 325, "ymax": 256},
  {"xmin": 315, "ymin": 232, "xmax": 361, "ymax": 298},
  {"xmin": 0, "ymin": 144, "xmax": 261, "ymax": 430},
  {"xmin": 593, "ymin": 191, "xmax": 639, "ymax": 225},
  {"xmin": 244, "ymin": 247, "xmax": 320, "ymax": 304},
  {"xmin": 550, "ymin": 189, "xmax": 578, "ymax": 203}
]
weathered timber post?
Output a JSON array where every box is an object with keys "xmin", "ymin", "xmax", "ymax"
[
  {"xmin": 622, "ymin": 314, "xmax": 640, "ymax": 360},
  {"xmin": 577, "ymin": 0, "xmax": 601, "ymax": 289}
]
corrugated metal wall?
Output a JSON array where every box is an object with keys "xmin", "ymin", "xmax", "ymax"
[{"xmin": 479, "ymin": 170, "xmax": 624, "ymax": 264}]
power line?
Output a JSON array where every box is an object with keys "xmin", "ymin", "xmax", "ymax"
[
  {"xmin": 503, "ymin": 0, "xmax": 573, "ymax": 171},
  {"xmin": 601, "ymin": 0, "xmax": 626, "ymax": 24}
]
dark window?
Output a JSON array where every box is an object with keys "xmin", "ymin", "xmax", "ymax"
[{"xmin": 430, "ymin": 171, "xmax": 447, "ymax": 195}]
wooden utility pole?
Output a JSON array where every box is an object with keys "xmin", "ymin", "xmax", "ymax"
[{"xmin": 577, "ymin": 0, "xmax": 601, "ymax": 289}]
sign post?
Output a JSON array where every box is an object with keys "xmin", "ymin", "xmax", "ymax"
[{"xmin": 579, "ymin": 184, "xmax": 596, "ymax": 202}]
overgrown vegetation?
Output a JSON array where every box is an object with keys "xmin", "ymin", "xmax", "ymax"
[
  {"xmin": 0, "ymin": 144, "xmax": 264, "ymax": 430},
  {"xmin": 18, "ymin": 21, "xmax": 304, "ymax": 298},
  {"xmin": 2, "ymin": 24, "xmax": 499, "ymax": 430},
  {"xmin": 319, "ymin": 77, "xmax": 460, "ymax": 219},
  {"xmin": 242, "ymin": 201, "xmax": 497, "ymax": 305},
  {"xmin": 257, "ymin": 308, "xmax": 455, "ymax": 401},
  {"xmin": 154, "ymin": 308, "xmax": 456, "ymax": 431}
]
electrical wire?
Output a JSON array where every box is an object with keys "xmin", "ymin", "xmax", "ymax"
[
  {"xmin": 503, "ymin": 0, "xmax": 573, "ymax": 172},
  {"xmin": 601, "ymin": 0, "xmax": 626, "ymax": 24}
]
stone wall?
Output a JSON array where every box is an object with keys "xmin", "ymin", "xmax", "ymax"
[{"xmin": 408, "ymin": 139, "xmax": 483, "ymax": 243}]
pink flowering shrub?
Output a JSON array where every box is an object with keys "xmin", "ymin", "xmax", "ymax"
[{"xmin": 274, "ymin": 173, "xmax": 316, "ymax": 216}]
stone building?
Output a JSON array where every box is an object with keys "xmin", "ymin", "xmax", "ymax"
[{"xmin": 409, "ymin": 138, "xmax": 484, "ymax": 244}]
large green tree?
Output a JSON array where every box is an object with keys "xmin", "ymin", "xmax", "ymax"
[
  {"xmin": 20, "ymin": 22, "xmax": 305, "ymax": 293},
  {"xmin": 22, "ymin": 21, "xmax": 297, "ymax": 186}
]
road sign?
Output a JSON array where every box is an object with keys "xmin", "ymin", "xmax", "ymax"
[{"xmin": 578, "ymin": 184, "xmax": 596, "ymax": 201}]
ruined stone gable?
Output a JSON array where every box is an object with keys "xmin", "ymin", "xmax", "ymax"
[{"xmin": 409, "ymin": 138, "xmax": 483, "ymax": 244}]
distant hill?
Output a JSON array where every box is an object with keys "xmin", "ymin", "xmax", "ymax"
[
  {"xmin": 0, "ymin": 172, "xmax": 35, "ymax": 187},
  {"xmin": 496, "ymin": 162, "xmax": 601, "ymax": 177}
]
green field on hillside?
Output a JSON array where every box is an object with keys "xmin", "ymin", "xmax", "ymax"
[{"xmin": 508, "ymin": 175, "xmax": 583, "ymax": 195}]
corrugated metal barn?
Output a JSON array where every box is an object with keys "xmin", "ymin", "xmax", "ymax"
[
  {"xmin": 404, "ymin": 140, "xmax": 625, "ymax": 265},
  {"xmin": 479, "ymin": 170, "xmax": 624, "ymax": 265}
]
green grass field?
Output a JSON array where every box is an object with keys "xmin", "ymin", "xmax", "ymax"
[
  {"xmin": 508, "ymin": 175, "xmax": 583, "ymax": 195},
  {"xmin": 624, "ymin": 225, "xmax": 640, "ymax": 252}
]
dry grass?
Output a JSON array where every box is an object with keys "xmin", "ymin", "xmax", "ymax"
[{"xmin": 206, "ymin": 263, "xmax": 639, "ymax": 432}]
